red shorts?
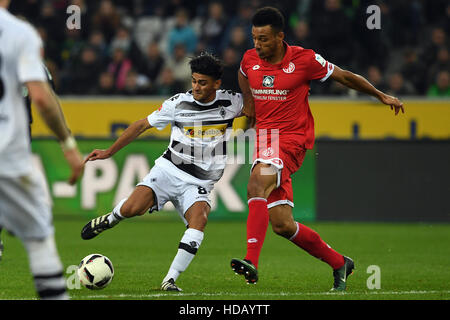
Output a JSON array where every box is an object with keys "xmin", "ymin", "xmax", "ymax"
[{"xmin": 252, "ymin": 134, "xmax": 307, "ymax": 208}]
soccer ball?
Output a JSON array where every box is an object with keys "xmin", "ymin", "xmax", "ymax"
[{"xmin": 77, "ymin": 254, "xmax": 114, "ymax": 290}]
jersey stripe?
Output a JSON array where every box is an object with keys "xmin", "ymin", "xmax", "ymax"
[
  {"xmin": 162, "ymin": 149, "xmax": 224, "ymax": 181},
  {"xmin": 171, "ymin": 140, "xmax": 227, "ymax": 158},
  {"xmin": 175, "ymin": 99, "xmax": 232, "ymax": 111}
]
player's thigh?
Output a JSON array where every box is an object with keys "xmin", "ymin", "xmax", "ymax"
[
  {"xmin": 0, "ymin": 173, "xmax": 53, "ymax": 240},
  {"xmin": 248, "ymin": 162, "xmax": 278, "ymax": 198},
  {"xmin": 121, "ymin": 185, "xmax": 156, "ymax": 216},
  {"xmin": 133, "ymin": 164, "xmax": 177, "ymax": 215},
  {"xmin": 268, "ymin": 204, "xmax": 297, "ymax": 238}
]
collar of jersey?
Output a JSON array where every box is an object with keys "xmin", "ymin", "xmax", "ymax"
[
  {"xmin": 258, "ymin": 41, "xmax": 292, "ymax": 69},
  {"xmin": 191, "ymin": 92, "xmax": 219, "ymax": 106}
]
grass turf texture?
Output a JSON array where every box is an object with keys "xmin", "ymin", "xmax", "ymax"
[{"xmin": 0, "ymin": 215, "xmax": 449, "ymax": 300}]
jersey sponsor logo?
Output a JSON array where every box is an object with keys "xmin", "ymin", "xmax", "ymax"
[
  {"xmin": 251, "ymin": 88, "xmax": 289, "ymax": 95},
  {"xmin": 252, "ymin": 65, "xmax": 260, "ymax": 70},
  {"xmin": 262, "ymin": 75, "xmax": 275, "ymax": 88},
  {"xmin": 283, "ymin": 62, "xmax": 295, "ymax": 73},
  {"xmin": 315, "ymin": 54, "xmax": 326, "ymax": 67},
  {"xmin": 183, "ymin": 123, "xmax": 228, "ymax": 138}
]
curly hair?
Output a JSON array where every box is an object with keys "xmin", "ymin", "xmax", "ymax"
[{"xmin": 189, "ymin": 52, "xmax": 224, "ymax": 80}]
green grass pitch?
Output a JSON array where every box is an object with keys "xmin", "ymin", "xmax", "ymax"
[{"xmin": 0, "ymin": 214, "xmax": 449, "ymax": 300}]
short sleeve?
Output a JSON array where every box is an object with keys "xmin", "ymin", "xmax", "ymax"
[
  {"xmin": 147, "ymin": 99, "xmax": 175, "ymax": 130},
  {"xmin": 307, "ymin": 50, "xmax": 335, "ymax": 82},
  {"xmin": 17, "ymin": 26, "xmax": 46, "ymax": 83},
  {"xmin": 239, "ymin": 52, "xmax": 250, "ymax": 78},
  {"xmin": 234, "ymin": 93, "xmax": 244, "ymax": 116}
]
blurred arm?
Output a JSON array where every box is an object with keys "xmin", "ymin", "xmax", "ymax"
[
  {"xmin": 238, "ymin": 70, "xmax": 256, "ymax": 127},
  {"xmin": 26, "ymin": 81, "xmax": 71, "ymax": 141},
  {"xmin": 26, "ymin": 80, "xmax": 84, "ymax": 184},
  {"xmin": 330, "ymin": 65, "xmax": 404, "ymax": 115}
]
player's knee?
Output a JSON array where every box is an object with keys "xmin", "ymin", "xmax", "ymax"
[
  {"xmin": 186, "ymin": 203, "xmax": 209, "ymax": 230},
  {"xmin": 196, "ymin": 212, "xmax": 208, "ymax": 228},
  {"xmin": 247, "ymin": 165, "xmax": 277, "ymax": 198},
  {"xmin": 271, "ymin": 220, "xmax": 296, "ymax": 238},
  {"xmin": 247, "ymin": 176, "xmax": 267, "ymax": 198},
  {"xmin": 120, "ymin": 201, "xmax": 147, "ymax": 217}
]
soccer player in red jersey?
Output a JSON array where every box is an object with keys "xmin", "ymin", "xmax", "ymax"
[{"xmin": 230, "ymin": 7, "xmax": 404, "ymax": 291}]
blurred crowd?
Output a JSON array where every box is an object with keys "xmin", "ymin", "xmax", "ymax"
[{"xmin": 8, "ymin": 0, "xmax": 450, "ymax": 97}]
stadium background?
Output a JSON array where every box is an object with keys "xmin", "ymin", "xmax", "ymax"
[{"xmin": 10, "ymin": 0, "xmax": 449, "ymax": 223}]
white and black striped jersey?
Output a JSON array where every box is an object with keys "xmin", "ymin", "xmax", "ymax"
[
  {"xmin": 147, "ymin": 89, "xmax": 243, "ymax": 184},
  {"xmin": 0, "ymin": 8, "xmax": 47, "ymax": 177}
]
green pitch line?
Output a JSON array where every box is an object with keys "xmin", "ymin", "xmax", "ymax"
[{"xmin": 0, "ymin": 216, "xmax": 449, "ymax": 300}]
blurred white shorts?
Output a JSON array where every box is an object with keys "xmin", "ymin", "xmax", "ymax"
[{"xmin": 0, "ymin": 170, "xmax": 53, "ymax": 240}]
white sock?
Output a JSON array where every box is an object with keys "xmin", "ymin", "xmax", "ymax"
[
  {"xmin": 163, "ymin": 228, "xmax": 204, "ymax": 283},
  {"xmin": 23, "ymin": 235, "xmax": 69, "ymax": 300},
  {"xmin": 107, "ymin": 198, "xmax": 127, "ymax": 226}
]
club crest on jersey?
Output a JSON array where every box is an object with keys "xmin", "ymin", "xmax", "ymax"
[
  {"xmin": 283, "ymin": 62, "xmax": 295, "ymax": 73},
  {"xmin": 262, "ymin": 75, "xmax": 275, "ymax": 88},
  {"xmin": 262, "ymin": 147, "xmax": 275, "ymax": 157}
]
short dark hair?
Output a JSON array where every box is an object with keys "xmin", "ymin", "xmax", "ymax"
[
  {"xmin": 252, "ymin": 6, "xmax": 285, "ymax": 33},
  {"xmin": 189, "ymin": 52, "xmax": 223, "ymax": 80}
]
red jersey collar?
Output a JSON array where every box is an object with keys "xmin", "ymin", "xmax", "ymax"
[{"xmin": 259, "ymin": 41, "xmax": 292, "ymax": 69}]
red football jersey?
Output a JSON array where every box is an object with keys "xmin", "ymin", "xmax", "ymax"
[{"xmin": 240, "ymin": 42, "xmax": 334, "ymax": 149}]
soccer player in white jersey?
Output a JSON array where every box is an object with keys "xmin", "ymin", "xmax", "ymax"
[
  {"xmin": 0, "ymin": 0, "xmax": 84, "ymax": 299},
  {"xmin": 81, "ymin": 53, "xmax": 246, "ymax": 291}
]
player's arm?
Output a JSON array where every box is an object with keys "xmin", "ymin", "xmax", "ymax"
[
  {"xmin": 330, "ymin": 65, "xmax": 405, "ymax": 115},
  {"xmin": 85, "ymin": 118, "xmax": 152, "ymax": 162},
  {"xmin": 238, "ymin": 70, "xmax": 256, "ymax": 127},
  {"xmin": 26, "ymin": 81, "xmax": 84, "ymax": 185}
]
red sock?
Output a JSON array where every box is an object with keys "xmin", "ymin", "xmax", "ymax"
[
  {"xmin": 290, "ymin": 222, "xmax": 344, "ymax": 270},
  {"xmin": 244, "ymin": 198, "xmax": 269, "ymax": 269}
]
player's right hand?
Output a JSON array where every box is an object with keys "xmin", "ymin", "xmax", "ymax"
[
  {"xmin": 63, "ymin": 148, "xmax": 84, "ymax": 185},
  {"xmin": 380, "ymin": 94, "xmax": 404, "ymax": 115},
  {"xmin": 84, "ymin": 149, "xmax": 112, "ymax": 163}
]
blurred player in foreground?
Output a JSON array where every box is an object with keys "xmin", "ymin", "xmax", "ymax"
[
  {"xmin": 231, "ymin": 7, "xmax": 404, "ymax": 291},
  {"xmin": 81, "ymin": 53, "xmax": 246, "ymax": 291},
  {"xmin": 0, "ymin": 0, "xmax": 84, "ymax": 299},
  {"xmin": 0, "ymin": 64, "xmax": 55, "ymax": 262}
]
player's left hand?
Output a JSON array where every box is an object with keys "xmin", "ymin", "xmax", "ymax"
[
  {"xmin": 63, "ymin": 148, "xmax": 84, "ymax": 185},
  {"xmin": 380, "ymin": 94, "xmax": 404, "ymax": 115}
]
